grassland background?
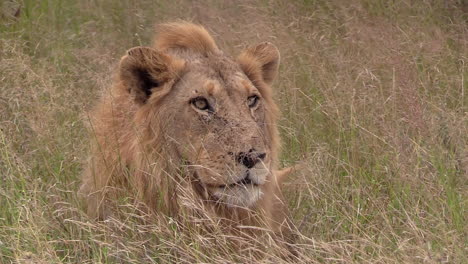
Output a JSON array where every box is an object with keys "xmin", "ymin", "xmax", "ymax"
[{"xmin": 0, "ymin": 0, "xmax": 467, "ymax": 263}]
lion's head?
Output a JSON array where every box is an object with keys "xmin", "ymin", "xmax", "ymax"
[{"xmin": 117, "ymin": 22, "xmax": 281, "ymax": 208}]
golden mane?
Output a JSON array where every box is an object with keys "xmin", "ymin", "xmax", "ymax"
[{"xmin": 154, "ymin": 22, "xmax": 220, "ymax": 55}]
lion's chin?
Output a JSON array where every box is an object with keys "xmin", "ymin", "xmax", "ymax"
[{"xmin": 211, "ymin": 184, "xmax": 263, "ymax": 208}]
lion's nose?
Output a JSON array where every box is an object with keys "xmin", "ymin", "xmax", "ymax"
[{"xmin": 235, "ymin": 149, "xmax": 266, "ymax": 169}]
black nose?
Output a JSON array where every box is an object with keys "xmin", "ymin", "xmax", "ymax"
[{"xmin": 235, "ymin": 149, "xmax": 266, "ymax": 169}]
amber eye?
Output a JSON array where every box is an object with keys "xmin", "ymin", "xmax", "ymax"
[
  {"xmin": 191, "ymin": 97, "xmax": 211, "ymax": 111},
  {"xmin": 247, "ymin": 95, "xmax": 259, "ymax": 108}
]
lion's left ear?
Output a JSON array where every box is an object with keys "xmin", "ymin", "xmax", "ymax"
[
  {"xmin": 119, "ymin": 46, "xmax": 184, "ymax": 105},
  {"xmin": 237, "ymin": 42, "xmax": 280, "ymax": 86}
]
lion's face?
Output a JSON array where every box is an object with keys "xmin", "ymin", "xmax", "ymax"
[
  {"xmin": 166, "ymin": 58, "xmax": 272, "ymax": 207},
  {"xmin": 118, "ymin": 23, "xmax": 280, "ymax": 208}
]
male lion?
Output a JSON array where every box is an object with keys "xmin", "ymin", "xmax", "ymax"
[{"xmin": 80, "ymin": 22, "xmax": 293, "ymax": 243}]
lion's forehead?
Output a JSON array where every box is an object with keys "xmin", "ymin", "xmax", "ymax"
[{"xmin": 187, "ymin": 56, "xmax": 250, "ymax": 90}]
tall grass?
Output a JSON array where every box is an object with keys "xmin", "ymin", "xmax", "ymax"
[{"xmin": 1, "ymin": 0, "xmax": 466, "ymax": 263}]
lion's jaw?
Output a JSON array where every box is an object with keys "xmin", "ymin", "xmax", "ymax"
[
  {"xmin": 211, "ymin": 171, "xmax": 271, "ymax": 208},
  {"xmin": 182, "ymin": 134, "xmax": 273, "ymax": 208},
  {"xmin": 198, "ymin": 160, "xmax": 272, "ymax": 208}
]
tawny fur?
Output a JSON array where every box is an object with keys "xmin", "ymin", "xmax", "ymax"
[
  {"xmin": 80, "ymin": 22, "xmax": 292, "ymax": 245},
  {"xmin": 155, "ymin": 22, "xmax": 220, "ymax": 55}
]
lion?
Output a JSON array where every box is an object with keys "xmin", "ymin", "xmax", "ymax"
[{"xmin": 79, "ymin": 22, "xmax": 294, "ymax": 247}]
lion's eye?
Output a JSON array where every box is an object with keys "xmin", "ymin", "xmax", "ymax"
[
  {"xmin": 191, "ymin": 97, "xmax": 211, "ymax": 111},
  {"xmin": 247, "ymin": 95, "xmax": 259, "ymax": 108}
]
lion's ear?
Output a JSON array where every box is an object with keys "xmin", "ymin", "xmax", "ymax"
[
  {"xmin": 237, "ymin": 42, "xmax": 280, "ymax": 86},
  {"xmin": 119, "ymin": 46, "xmax": 183, "ymax": 104}
]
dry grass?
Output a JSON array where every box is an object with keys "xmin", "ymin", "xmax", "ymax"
[{"xmin": 1, "ymin": 0, "xmax": 467, "ymax": 263}]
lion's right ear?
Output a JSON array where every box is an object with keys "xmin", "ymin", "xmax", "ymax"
[
  {"xmin": 119, "ymin": 47, "xmax": 184, "ymax": 105},
  {"xmin": 237, "ymin": 42, "xmax": 280, "ymax": 87}
]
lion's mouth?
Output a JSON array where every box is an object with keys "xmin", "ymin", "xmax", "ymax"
[{"xmin": 216, "ymin": 172, "xmax": 258, "ymax": 189}]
